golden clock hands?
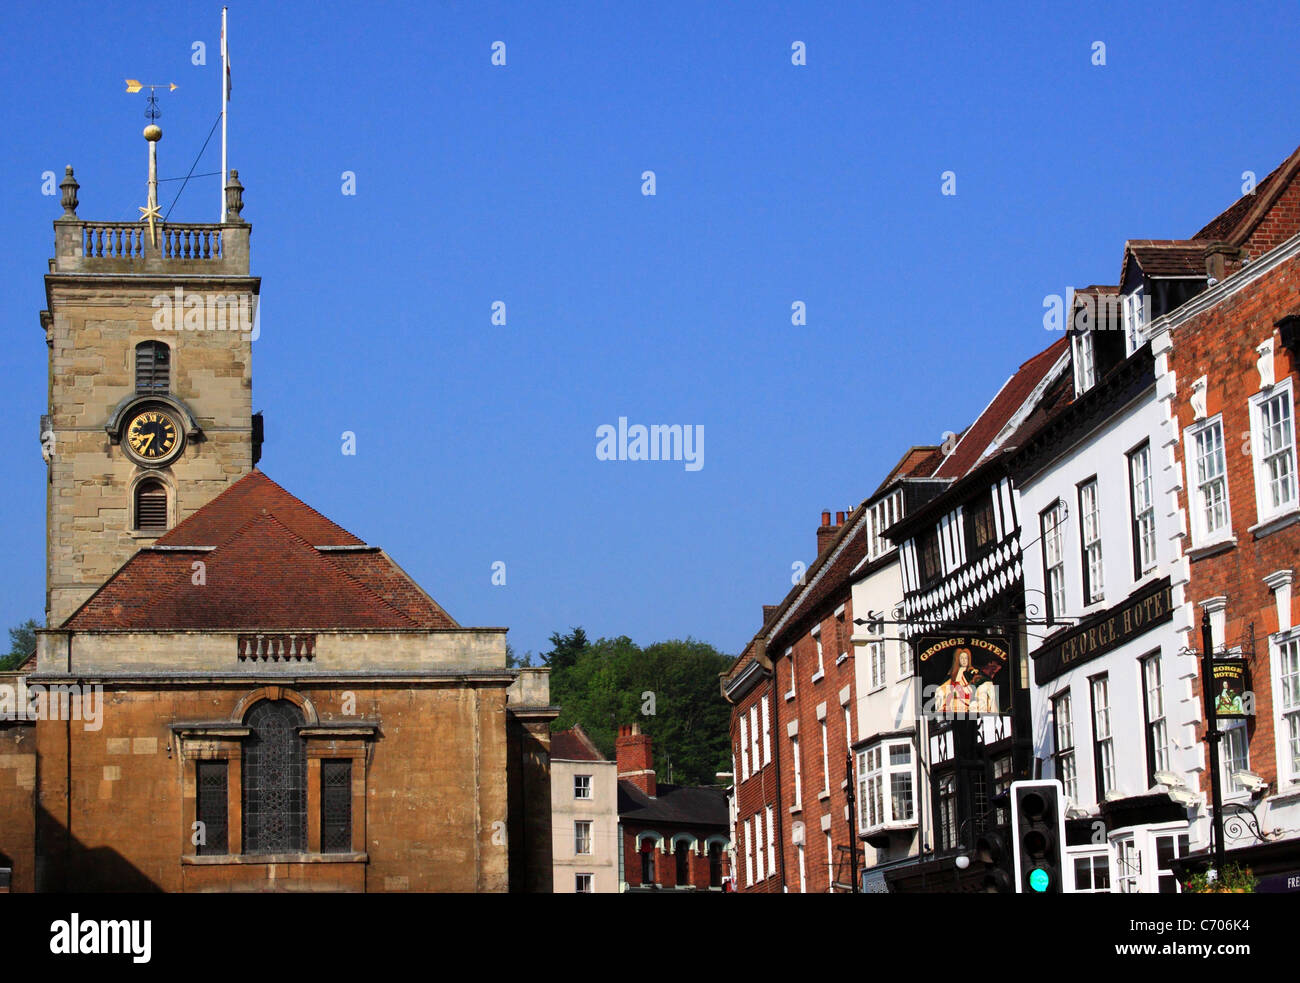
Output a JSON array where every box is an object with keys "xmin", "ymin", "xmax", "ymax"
[{"xmin": 139, "ymin": 432, "xmax": 156, "ymax": 453}]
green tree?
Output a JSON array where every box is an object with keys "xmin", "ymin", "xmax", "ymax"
[
  {"xmin": 505, "ymin": 642, "xmax": 534, "ymax": 668},
  {"xmin": 548, "ymin": 629, "xmax": 734, "ymax": 787},
  {"xmin": 1, "ymin": 618, "xmax": 41, "ymax": 670},
  {"xmin": 541, "ymin": 627, "xmax": 589, "ymax": 674}
]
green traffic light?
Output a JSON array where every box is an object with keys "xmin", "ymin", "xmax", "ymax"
[{"xmin": 1028, "ymin": 867, "xmax": 1050, "ymax": 892}]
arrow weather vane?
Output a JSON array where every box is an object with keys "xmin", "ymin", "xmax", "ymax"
[{"xmin": 124, "ymin": 80, "xmax": 177, "ymax": 248}]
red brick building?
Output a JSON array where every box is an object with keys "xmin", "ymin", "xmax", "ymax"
[
  {"xmin": 1144, "ymin": 143, "xmax": 1300, "ymax": 879},
  {"xmin": 723, "ymin": 508, "xmax": 864, "ymax": 892},
  {"xmin": 615, "ymin": 724, "xmax": 730, "ymax": 891}
]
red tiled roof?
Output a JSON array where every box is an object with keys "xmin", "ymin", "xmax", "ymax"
[
  {"xmin": 551, "ymin": 726, "xmax": 607, "ymax": 762},
  {"xmin": 929, "ymin": 337, "xmax": 1069, "ymax": 481},
  {"xmin": 63, "ymin": 472, "xmax": 457, "ymax": 631},
  {"xmin": 871, "ymin": 445, "xmax": 944, "ymax": 498},
  {"xmin": 1192, "ymin": 144, "xmax": 1300, "ymax": 243},
  {"xmin": 768, "ymin": 505, "xmax": 868, "ymax": 650},
  {"xmin": 1122, "ymin": 240, "xmax": 1207, "ymax": 281},
  {"xmin": 157, "ymin": 470, "xmax": 363, "ymax": 547},
  {"xmin": 325, "ymin": 551, "xmax": 458, "ymax": 628}
]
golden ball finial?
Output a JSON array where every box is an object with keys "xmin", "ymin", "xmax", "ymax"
[{"xmin": 143, "ymin": 124, "xmax": 162, "ymax": 142}]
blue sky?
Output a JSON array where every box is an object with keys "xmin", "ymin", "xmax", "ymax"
[{"xmin": 2, "ymin": 1, "xmax": 1298, "ymax": 659}]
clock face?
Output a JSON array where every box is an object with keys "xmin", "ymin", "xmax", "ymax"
[{"xmin": 125, "ymin": 409, "xmax": 182, "ymax": 465}]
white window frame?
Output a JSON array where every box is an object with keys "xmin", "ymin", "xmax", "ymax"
[
  {"xmin": 1141, "ymin": 653, "xmax": 1169, "ymax": 778},
  {"xmin": 574, "ymin": 774, "xmax": 592, "ymax": 800},
  {"xmin": 1053, "ymin": 690, "xmax": 1078, "ymax": 804},
  {"xmin": 842, "ymin": 703, "xmax": 852, "ymax": 756},
  {"xmin": 868, "ymin": 639, "xmax": 886, "ymax": 691},
  {"xmin": 825, "ymin": 830, "xmax": 834, "ymax": 890},
  {"xmin": 784, "ymin": 647, "xmax": 796, "ymax": 700},
  {"xmin": 761, "ymin": 695, "xmax": 772, "ymax": 766},
  {"xmin": 791, "ymin": 736, "xmax": 803, "ymax": 809},
  {"xmin": 811, "ymin": 626, "xmax": 825, "ymax": 682},
  {"xmin": 1091, "ymin": 675, "xmax": 1115, "ymax": 801},
  {"xmin": 819, "ymin": 719, "xmax": 830, "ymax": 797},
  {"xmin": 1114, "ymin": 835, "xmax": 1139, "ymax": 893},
  {"xmin": 1079, "ymin": 478, "xmax": 1104, "ymax": 605},
  {"xmin": 765, "ymin": 806, "xmax": 775, "ymax": 876},
  {"xmin": 1249, "ymin": 378, "xmax": 1298, "ymax": 524},
  {"xmin": 754, "ymin": 811, "xmax": 765, "ymax": 881},
  {"xmin": 1129, "ymin": 442, "xmax": 1157, "ymax": 577},
  {"xmin": 575, "ymin": 872, "xmax": 593, "ymax": 893},
  {"xmin": 1071, "ymin": 851, "xmax": 1111, "ymax": 894},
  {"xmin": 1122, "ymin": 284, "xmax": 1146, "ymax": 355},
  {"xmin": 1041, "ymin": 501, "xmax": 1067, "ymax": 623},
  {"xmin": 749, "ymin": 705, "xmax": 761, "ymax": 776},
  {"xmin": 574, "ymin": 820, "xmax": 592, "ymax": 856},
  {"xmin": 868, "ymin": 490, "xmax": 902, "ymax": 560},
  {"xmin": 855, "ymin": 739, "xmax": 915, "ymax": 832},
  {"xmin": 1274, "ymin": 632, "xmax": 1300, "ymax": 788},
  {"xmin": 899, "ymin": 640, "xmax": 914, "ymax": 677},
  {"xmin": 744, "ymin": 819, "xmax": 753, "ymax": 887},
  {"xmin": 739, "ymin": 715, "xmax": 750, "ymax": 782},
  {"xmin": 1184, "ymin": 415, "xmax": 1233, "ymax": 547},
  {"xmin": 1221, "ymin": 718, "xmax": 1250, "ymax": 794},
  {"xmin": 1074, "ymin": 330, "xmax": 1097, "ymax": 393}
]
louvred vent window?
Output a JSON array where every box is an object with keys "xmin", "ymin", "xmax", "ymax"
[
  {"xmin": 135, "ymin": 341, "xmax": 170, "ymax": 394},
  {"xmin": 135, "ymin": 480, "xmax": 168, "ymax": 531}
]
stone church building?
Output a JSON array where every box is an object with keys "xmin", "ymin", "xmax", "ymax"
[{"xmin": 0, "ymin": 156, "xmax": 555, "ymax": 892}]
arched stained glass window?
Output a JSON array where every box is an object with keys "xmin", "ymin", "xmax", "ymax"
[{"xmin": 242, "ymin": 700, "xmax": 306, "ymax": 854}]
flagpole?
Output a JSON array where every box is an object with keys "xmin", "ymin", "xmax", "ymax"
[{"xmin": 220, "ymin": 6, "xmax": 229, "ymax": 223}]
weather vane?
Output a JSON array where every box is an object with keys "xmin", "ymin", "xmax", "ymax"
[{"xmin": 124, "ymin": 80, "xmax": 177, "ymax": 249}]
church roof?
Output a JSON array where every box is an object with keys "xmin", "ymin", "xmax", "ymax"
[
  {"xmin": 63, "ymin": 470, "xmax": 457, "ymax": 631},
  {"xmin": 156, "ymin": 469, "xmax": 364, "ymax": 547}
]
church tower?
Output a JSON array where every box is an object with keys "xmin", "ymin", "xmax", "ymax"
[{"xmin": 42, "ymin": 125, "xmax": 260, "ymax": 626}]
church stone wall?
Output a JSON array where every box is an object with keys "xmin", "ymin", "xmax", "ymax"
[
  {"xmin": 45, "ymin": 277, "xmax": 257, "ymax": 627},
  {"xmin": 34, "ymin": 680, "xmax": 511, "ymax": 892}
]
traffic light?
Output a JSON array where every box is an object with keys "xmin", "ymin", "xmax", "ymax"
[
  {"xmin": 1010, "ymin": 779, "xmax": 1066, "ymax": 894},
  {"xmin": 973, "ymin": 830, "xmax": 1013, "ymax": 893}
]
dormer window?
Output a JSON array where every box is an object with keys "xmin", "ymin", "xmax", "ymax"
[
  {"xmin": 1074, "ymin": 331, "xmax": 1097, "ymax": 393},
  {"xmin": 1122, "ymin": 286, "xmax": 1146, "ymax": 355},
  {"xmin": 868, "ymin": 490, "xmax": 902, "ymax": 560}
]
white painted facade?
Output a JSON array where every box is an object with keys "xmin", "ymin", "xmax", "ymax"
[
  {"xmin": 1016, "ymin": 373, "xmax": 1206, "ymax": 893},
  {"xmin": 849, "ymin": 487, "xmax": 925, "ymax": 872}
]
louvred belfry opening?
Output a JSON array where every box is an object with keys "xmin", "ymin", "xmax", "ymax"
[
  {"xmin": 134, "ymin": 479, "xmax": 168, "ymax": 531},
  {"xmin": 135, "ymin": 340, "xmax": 170, "ymax": 393}
]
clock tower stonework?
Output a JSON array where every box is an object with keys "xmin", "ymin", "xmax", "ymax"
[{"xmin": 42, "ymin": 166, "xmax": 260, "ymax": 626}]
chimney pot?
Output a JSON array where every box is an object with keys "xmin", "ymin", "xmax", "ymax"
[
  {"xmin": 835, "ymin": 511, "xmax": 845, "ymax": 525},
  {"xmin": 821, "ymin": 510, "xmax": 831, "ymax": 527}
]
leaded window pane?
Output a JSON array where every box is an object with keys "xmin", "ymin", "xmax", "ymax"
[
  {"xmin": 196, "ymin": 760, "xmax": 228, "ymax": 856},
  {"xmin": 242, "ymin": 700, "xmax": 306, "ymax": 855},
  {"xmin": 321, "ymin": 759, "xmax": 352, "ymax": 853}
]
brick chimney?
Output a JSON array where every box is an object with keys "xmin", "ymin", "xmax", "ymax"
[
  {"xmin": 816, "ymin": 509, "xmax": 841, "ymax": 555},
  {"xmin": 616, "ymin": 723, "xmax": 656, "ymax": 797}
]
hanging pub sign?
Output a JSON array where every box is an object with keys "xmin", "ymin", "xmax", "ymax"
[
  {"xmin": 916, "ymin": 633, "xmax": 1011, "ymax": 717},
  {"xmin": 1210, "ymin": 658, "xmax": 1252, "ymax": 719}
]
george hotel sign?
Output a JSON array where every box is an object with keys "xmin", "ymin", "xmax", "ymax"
[{"xmin": 1033, "ymin": 578, "xmax": 1172, "ymax": 685}]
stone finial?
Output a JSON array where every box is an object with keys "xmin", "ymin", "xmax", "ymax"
[
  {"xmin": 59, "ymin": 165, "xmax": 79, "ymax": 218},
  {"xmin": 224, "ymin": 169, "xmax": 245, "ymax": 223}
]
